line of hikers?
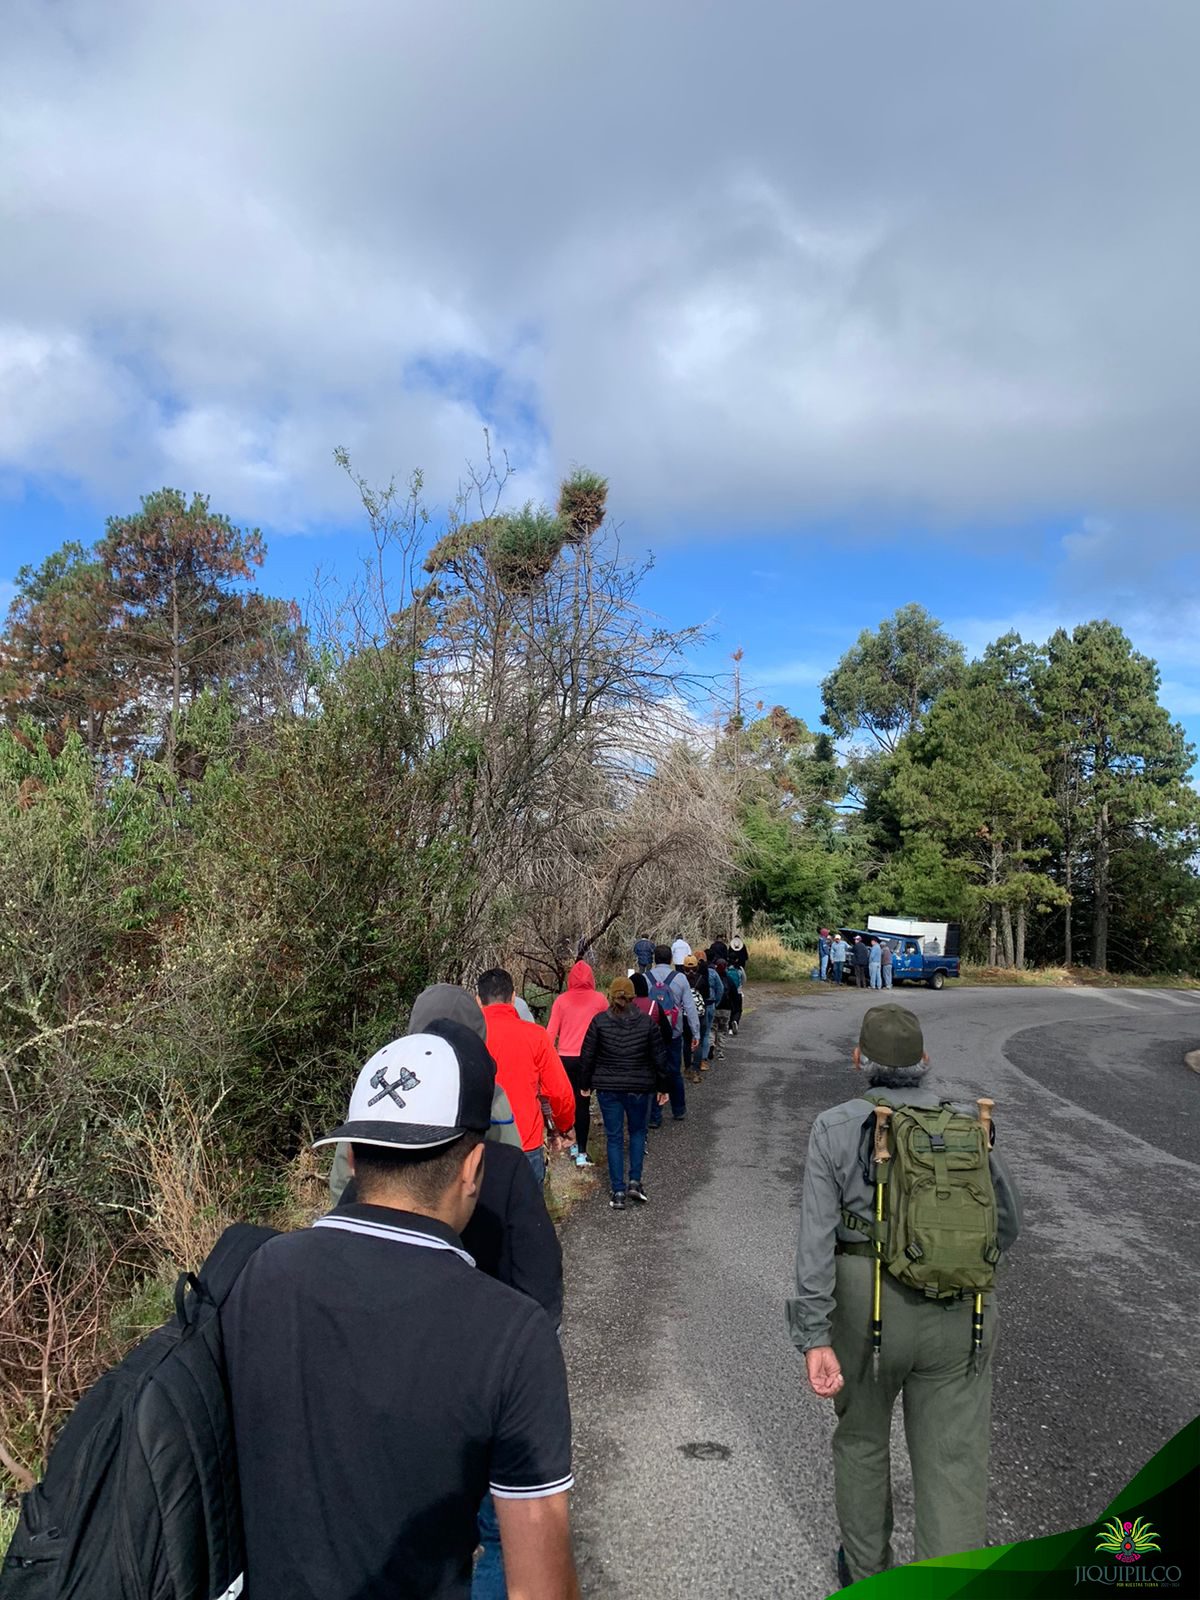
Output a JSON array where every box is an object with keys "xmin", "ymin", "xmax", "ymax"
[{"xmin": 3, "ymin": 944, "xmax": 1025, "ymax": 1600}]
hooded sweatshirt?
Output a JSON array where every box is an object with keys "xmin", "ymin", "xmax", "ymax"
[
  {"xmin": 546, "ymin": 962, "xmax": 610, "ymax": 1058},
  {"xmin": 483, "ymin": 1003, "xmax": 576, "ymax": 1152}
]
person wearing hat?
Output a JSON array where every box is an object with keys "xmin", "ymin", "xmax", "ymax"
[
  {"xmin": 223, "ymin": 1019, "xmax": 580, "ymax": 1600},
  {"xmin": 578, "ymin": 976, "xmax": 669, "ymax": 1209},
  {"xmin": 818, "ymin": 928, "xmax": 832, "ymax": 982},
  {"xmin": 729, "ymin": 935, "xmax": 748, "ymax": 973},
  {"xmin": 787, "ymin": 1004, "xmax": 1022, "ymax": 1590}
]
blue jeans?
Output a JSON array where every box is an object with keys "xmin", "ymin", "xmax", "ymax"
[
  {"xmin": 698, "ymin": 1002, "xmax": 716, "ymax": 1063},
  {"xmin": 525, "ymin": 1148, "xmax": 545, "ymax": 1185},
  {"xmin": 473, "ymin": 1492, "xmax": 505, "ymax": 1599},
  {"xmin": 870, "ymin": 964, "xmax": 882, "ymax": 989},
  {"xmin": 819, "ymin": 952, "xmax": 829, "ymax": 979},
  {"xmin": 650, "ymin": 1034, "xmax": 685, "ymax": 1123},
  {"xmin": 882, "ymin": 965, "xmax": 893, "ymax": 989},
  {"xmin": 832, "ymin": 961, "xmax": 844, "ymax": 985},
  {"xmin": 597, "ymin": 1090, "xmax": 651, "ymax": 1193}
]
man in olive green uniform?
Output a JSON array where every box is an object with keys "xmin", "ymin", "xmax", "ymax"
[{"xmin": 787, "ymin": 1005, "xmax": 1021, "ymax": 1588}]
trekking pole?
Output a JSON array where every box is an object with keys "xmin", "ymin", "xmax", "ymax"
[
  {"xmin": 872, "ymin": 1105, "xmax": 892, "ymax": 1370},
  {"xmin": 971, "ymin": 1098, "xmax": 995, "ymax": 1371}
]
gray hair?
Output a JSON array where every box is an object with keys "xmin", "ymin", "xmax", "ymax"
[{"xmin": 863, "ymin": 1058, "xmax": 928, "ymax": 1090}]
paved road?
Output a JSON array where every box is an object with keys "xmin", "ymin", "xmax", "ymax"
[{"xmin": 558, "ymin": 983, "xmax": 1200, "ymax": 1599}]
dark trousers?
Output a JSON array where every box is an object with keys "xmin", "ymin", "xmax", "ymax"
[
  {"xmin": 650, "ymin": 1033, "xmax": 685, "ymax": 1124},
  {"xmin": 561, "ymin": 1055, "xmax": 589, "ymax": 1155},
  {"xmin": 855, "ymin": 964, "xmax": 869, "ymax": 987},
  {"xmin": 730, "ymin": 990, "xmax": 743, "ymax": 1025},
  {"xmin": 832, "ymin": 962, "xmax": 844, "ymax": 985}
]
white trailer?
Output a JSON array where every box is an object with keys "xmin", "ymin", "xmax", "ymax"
[{"xmin": 867, "ymin": 915, "xmax": 960, "ymax": 958}]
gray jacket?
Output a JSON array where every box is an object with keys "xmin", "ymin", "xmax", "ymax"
[
  {"xmin": 789, "ymin": 1084, "xmax": 1022, "ymax": 1352},
  {"xmin": 648, "ymin": 963, "xmax": 700, "ymax": 1039}
]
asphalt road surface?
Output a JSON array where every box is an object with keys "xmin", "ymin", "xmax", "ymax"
[{"xmin": 558, "ymin": 982, "xmax": 1200, "ymax": 1599}]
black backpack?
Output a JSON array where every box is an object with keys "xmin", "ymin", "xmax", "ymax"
[{"xmin": 1, "ymin": 1223, "xmax": 277, "ymax": 1600}]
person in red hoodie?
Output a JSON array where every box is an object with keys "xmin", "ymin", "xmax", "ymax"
[
  {"xmin": 479, "ymin": 968, "xmax": 576, "ymax": 1184},
  {"xmin": 547, "ymin": 961, "xmax": 609, "ymax": 1170}
]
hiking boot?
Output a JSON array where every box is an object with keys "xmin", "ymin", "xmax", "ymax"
[
  {"xmin": 836, "ymin": 1548, "xmax": 853, "ymax": 1590},
  {"xmin": 610, "ymin": 1191, "xmax": 626, "ymax": 1210},
  {"xmin": 627, "ymin": 1181, "xmax": 649, "ymax": 1204},
  {"xmin": 730, "ymin": 1021, "xmax": 739, "ymax": 1036},
  {"xmin": 700, "ymin": 1060, "xmax": 711, "ymax": 1071}
]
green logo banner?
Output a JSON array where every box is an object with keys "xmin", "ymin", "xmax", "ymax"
[{"xmin": 839, "ymin": 1417, "xmax": 1198, "ymax": 1598}]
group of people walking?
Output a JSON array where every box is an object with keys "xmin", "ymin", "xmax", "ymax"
[
  {"xmin": 819, "ymin": 928, "xmax": 895, "ymax": 988},
  {"xmin": 17, "ymin": 925, "xmax": 1021, "ymax": 1600}
]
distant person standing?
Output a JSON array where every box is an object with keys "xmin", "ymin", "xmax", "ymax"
[
  {"xmin": 829, "ymin": 934, "xmax": 849, "ymax": 986},
  {"xmin": 546, "ymin": 962, "xmax": 609, "ymax": 1169},
  {"xmin": 818, "ymin": 928, "xmax": 832, "ymax": 982},
  {"xmin": 579, "ymin": 976, "xmax": 669, "ymax": 1209},
  {"xmin": 633, "ymin": 932, "xmax": 656, "ymax": 974},
  {"xmin": 670, "ymin": 936, "xmax": 692, "ymax": 968},
  {"xmin": 868, "ymin": 938, "xmax": 882, "ymax": 990},
  {"xmin": 729, "ymin": 937, "xmax": 749, "ymax": 975},
  {"xmin": 708, "ymin": 934, "xmax": 730, "ymax": 964},
  {"xmin": 853, "ymin": 936, "xmax": 871, "ymax": 989},
  {"xmin": 881, "ymin": 940, "xmax": 894, "ymax": 990}
]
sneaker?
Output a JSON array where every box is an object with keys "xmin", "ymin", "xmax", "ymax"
[
  {"xmin": 627, "ymin": 1181, "xmax": 649, "ymax": 1204},
  {"xmin": 568, "ymin": 1143, "xmax": 579, "ymax": 1160},
  {"xmin": 610, "ymin": 1191, "xmax": 626, "ymax": 1210},
  {"xmin": 730, "ymin": 1022, "xmax": 739, "ymax": 1036},
  {"xmin": 575, "ymin": 1152, "xmax": 594, "ymax": 1168},
  {"xmin": 836, "ymin": 1547, "xmax": 853, "ymax": 1590}
]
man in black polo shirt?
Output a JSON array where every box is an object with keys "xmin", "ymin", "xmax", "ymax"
[{"xmin": 223, "ymin": 1018, "xmax": 579, "ymax": 1600}]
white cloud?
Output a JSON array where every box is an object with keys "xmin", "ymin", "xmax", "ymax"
[
  {"xmin": 0, "ymin": 0, "xmax": 1196, "ymax": 546},
  {"xmin": 754, "ymin": 658, "xmax": 828, "ymax": 689}
]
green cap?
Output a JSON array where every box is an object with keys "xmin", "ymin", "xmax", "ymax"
[{"xmin": 859, "ymin": 1004, "xmax": 925, "ymax": 1069}]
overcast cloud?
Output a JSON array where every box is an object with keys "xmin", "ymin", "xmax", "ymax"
[{"xmin": 1, "ymin": 0, "xmax": 1197, "ymax": 544}]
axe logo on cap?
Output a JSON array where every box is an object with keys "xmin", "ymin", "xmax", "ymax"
[{"xmin": 313, "ymin": 1020, "xmax": 496, "ymax": 1152}]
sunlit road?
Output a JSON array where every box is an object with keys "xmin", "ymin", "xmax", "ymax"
[{"xmin": 558, "ymin": 982, "xmax": 1200, "ymax": 1599}]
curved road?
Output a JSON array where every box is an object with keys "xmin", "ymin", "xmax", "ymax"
[{"xmin": 558, "ymin": 983, "xmax": 1200, "ymax": 1599}]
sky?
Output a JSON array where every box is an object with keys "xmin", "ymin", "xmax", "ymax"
[{"xmin": 2, "ymin": 0, "xmax": 1198, "ymax": 751}]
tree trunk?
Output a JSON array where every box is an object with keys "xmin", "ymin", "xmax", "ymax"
[
  {"xmin": 1093, "ymin": 799, "xmax": 1110, "ymax": 971},
  {"xmin": 1014, "ymin": 834, "xmax": 1026, "ymax": 971},
  {"xmin": 1000, "ymin": 903, "xmax": 1015, "ymax": 969},
  {"xmin": 1063, "ymin": 846, "xmax": 1073, "ymax": 966},
  {"xmin": 988, "ymin": 904, "xmax": 998, "ymax": 967}
]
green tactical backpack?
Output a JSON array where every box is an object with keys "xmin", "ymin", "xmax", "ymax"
[{"xmin": 864, "ymin": 1097, "xmax": 1000, "ymax": 1299}]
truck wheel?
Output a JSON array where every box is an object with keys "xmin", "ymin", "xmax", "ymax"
[{"xmin": 927, "ymin": 970, "xmax": 945, "ymax": 990}]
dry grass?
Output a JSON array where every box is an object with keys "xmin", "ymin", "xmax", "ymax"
[
  {"xmin": 121, "ymin": 1091, "xmax": 240, "ymax": 1274},
  {"xmin": 746, "ymin": 934, "xmax": 818, "ymax": 984},
  {"xmin": 960, "ymin": 965, "xmax": 1200, "ymax": 989},
  {"xmin": 0, "ymin": 1236, "xmax": 129, "ymax": 1491}
]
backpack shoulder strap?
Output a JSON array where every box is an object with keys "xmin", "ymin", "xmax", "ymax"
[{"xmin": 176, "ymin": 1223, "xmax": 279, "ymax": 1325}]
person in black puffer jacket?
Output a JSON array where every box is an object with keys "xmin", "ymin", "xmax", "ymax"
[{"xmin": 579, "ymin": 976, "xmax": 669, "ymax": 1210}]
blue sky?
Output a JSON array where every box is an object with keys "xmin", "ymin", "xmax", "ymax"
[{"xmin": 2, "ymin": 0, "xmax": 1198, "ymax": 761}]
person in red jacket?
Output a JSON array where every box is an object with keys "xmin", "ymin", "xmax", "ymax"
[
  {"xmin": 479, "ymin": 968, "xmax": 576, "ymax": 1184},
  {"xmin": 546, "ymin": 961, "xmax": 609, "ymax": 1170}
]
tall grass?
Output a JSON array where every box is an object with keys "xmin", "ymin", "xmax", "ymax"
[{"xmin": 746, "ymin": 934, "xmax": 818, "ymax": 984}]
